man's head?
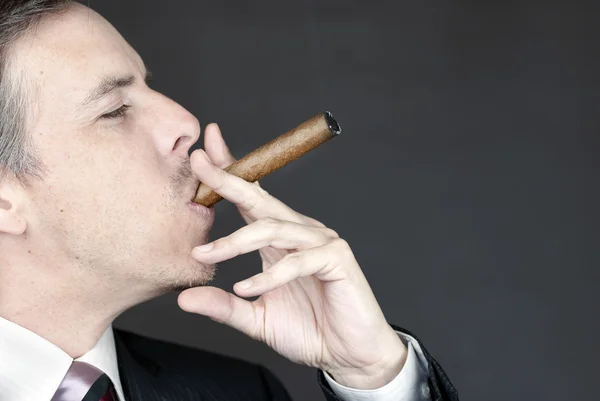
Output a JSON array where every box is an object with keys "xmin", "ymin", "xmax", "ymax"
[{"xmin": 0, "ymin": 1, "xmax": 216, "ymax": 308}]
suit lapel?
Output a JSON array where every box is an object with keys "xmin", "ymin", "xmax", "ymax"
[{"xmin": 113, "ymin": 330, "xmax": 164, "ymax": 401}]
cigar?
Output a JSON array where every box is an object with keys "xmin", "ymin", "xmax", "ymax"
[{"xmin": 192, "ymin": 111, "xmax": 342, "ymax": 207}]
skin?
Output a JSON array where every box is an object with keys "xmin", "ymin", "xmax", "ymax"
[{"xmin": 0, "ymin": 3, "xmax": 407, "ymax": 390}]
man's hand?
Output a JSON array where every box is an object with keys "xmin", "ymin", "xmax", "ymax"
[{"xmin": 178, "ymin": 123, "xmax": 408, "ymax": 390}]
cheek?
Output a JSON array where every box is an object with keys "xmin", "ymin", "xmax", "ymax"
[
  {"xmin": 28, "ymin": 123, "xmax": 201, "ymax": 270},
  {"xmin": 40, "ymin": 123, "xmax": 194, "ymax": 219},
  {"xmin": 37, "ymin": 138, "xmax": 167, "ymax": 228},
  {"xmin": 32, "ymin": 147, "xmax": 182, "ymax": 264}
]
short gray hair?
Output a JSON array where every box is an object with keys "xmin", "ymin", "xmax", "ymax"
[{"xmin": 0, "ymin": 0, "xmax": 73, "ymax": 185}]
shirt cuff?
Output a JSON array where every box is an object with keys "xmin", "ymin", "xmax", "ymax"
[{"xmin": 323, "ymin": 331, "xmax": 431, "ymax": 401}]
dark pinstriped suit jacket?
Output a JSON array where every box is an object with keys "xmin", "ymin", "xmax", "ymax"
[{"xmin": 114, "ymin": 324, "xmax": 458, "ymax": 401}]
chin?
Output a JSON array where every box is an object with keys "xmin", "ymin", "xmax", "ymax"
[{"xmin": 159, "ymin": 260, "xmax": 217, "ymax": 292}]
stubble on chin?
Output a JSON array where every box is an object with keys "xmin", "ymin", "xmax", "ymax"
[
  {"xmin": 159, "ymin": 158, "xmax": 219, "ymax": 292},
  {"xmin": 160, "ymin": 261, "xmax": 218, "ymax": 292}
]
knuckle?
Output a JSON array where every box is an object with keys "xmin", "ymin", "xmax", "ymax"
[
  {"xmin": 282, "ymin": 252, "xmax": 304, "ymax": 269},
  {"xmin": 258, "ymin": 217, "xmax": 280, "ymax": 230},
  {"xmin": 331, "ymin": 238, "xmax": 350, "ymax": 252},
  {"xmin": 242, "ymin": 185, "xmax": 270, "ymax": 213},
  {"xmin": 326, "ymin": 239, "xmax": 351, "ymax": 271},
  {"xmin": 305, "ymin": 216, "xmax": 326, "ymax": 228},
  {"xmin": 257, "ymin": 217, "xmax": 283, "ymax": 240},
  {"xmin": 212, "ymin": 238, "xmax": 226, "ymax": 248},
  {"xmin": 259, "ymin": 269, "xmax": 275, "ymax": 283},
  {"xmin": 253, "ymin": 184, "xmax": 270, "ymax": 199},
  {"xmin": 213, "ymin": 171, "xmax": 228, "ymax": 191},
  {"xmin": 322, "ymin": 227, "xmax": 339, "ymax": 238}
]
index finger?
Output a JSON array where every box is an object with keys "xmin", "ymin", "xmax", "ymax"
[{"xmin": 191, "ymin": 149, "xmax": 316, "ymax": 225}]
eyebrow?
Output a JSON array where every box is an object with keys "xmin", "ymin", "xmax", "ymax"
[{"xmin": 79, "ymin": 70, "xmax": 153, "ymax": 109}]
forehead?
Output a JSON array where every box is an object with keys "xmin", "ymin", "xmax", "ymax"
[{"xmin": 13, "ymin": 4, "xmax": 143, "ymax": 107}]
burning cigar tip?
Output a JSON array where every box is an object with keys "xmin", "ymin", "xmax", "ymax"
[{"xmin": 324, "ymin": 111, "xmax": 342, "ymax": 136}]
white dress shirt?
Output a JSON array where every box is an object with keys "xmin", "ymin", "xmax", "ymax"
[{"xmin": 0, "ymin": 316, "xmax": 429, "ymax": 401}]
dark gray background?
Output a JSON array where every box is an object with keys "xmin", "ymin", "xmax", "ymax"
[{"xmin": 86, "ymin": 1, "xmax": 599, "ymax": 400}]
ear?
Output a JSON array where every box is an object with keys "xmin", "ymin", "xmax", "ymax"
[{"xmin": 0, "ymin": 182, "xmax": 27, "ymax": 236}]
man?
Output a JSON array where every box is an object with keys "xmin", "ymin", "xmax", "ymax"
[{"xmin": 0, "ymin": 1, "xmax": 458, "ymax": 400}]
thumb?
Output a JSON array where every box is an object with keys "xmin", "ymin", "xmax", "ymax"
[
  {"xmin": 204, "ymin": 123, "xmax": 236, "ymax": 169},
  {"xmin": 178, "ymin": 286, "xmax": 263, "ymax": 340}
]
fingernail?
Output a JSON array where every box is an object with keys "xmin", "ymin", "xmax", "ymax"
[
  {"xmin": 194, "ymin": 243, "xmax": 214, "ymax": 253},
  {"xmin": 237, "ymin": 279, "xmax": 253, "ymax": 289}
]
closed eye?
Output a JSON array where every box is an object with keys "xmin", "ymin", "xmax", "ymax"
[{"xmin": 101, "ymin": 104, "xmax": 130, "ymax": 119}]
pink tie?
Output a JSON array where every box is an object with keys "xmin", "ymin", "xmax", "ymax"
[{"xmin": 52, "ymin": 361, "xmax": 116, "ymax": 401}]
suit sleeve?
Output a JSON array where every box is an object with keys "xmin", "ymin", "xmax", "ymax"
[
  {"xmin": 259, "ymin": 364, "xmax": 294, "ymax": 400},
  {"xmin": 317, "ymin": 325, "xmax": 459, "ymax": 401}
]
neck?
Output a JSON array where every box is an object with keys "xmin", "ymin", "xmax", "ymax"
[{"xmin": 0, "ymin": 260, "xmax": 157, "ymax": 358}]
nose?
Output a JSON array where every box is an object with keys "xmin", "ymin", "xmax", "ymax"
[{"xmin": 146, "ymin": 92, "xmax": 200, "ymax": 158}]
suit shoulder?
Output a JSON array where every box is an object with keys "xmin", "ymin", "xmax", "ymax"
[
  {"xmin": 114, "ymin": 328, "xmax": 259, "ymax": 372},
  {"xmin": 113, "ymin": 328, "xmax": 292, "ymax": 400}
]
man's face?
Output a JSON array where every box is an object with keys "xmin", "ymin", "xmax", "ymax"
[{"xmin": 13, "ymin": 4, "xmax": 215, "ymax": 294}]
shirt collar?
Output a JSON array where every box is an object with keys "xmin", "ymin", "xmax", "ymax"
[{"xmin": 0, "ymin": 316, "xmax": 126, "ymax": 401}]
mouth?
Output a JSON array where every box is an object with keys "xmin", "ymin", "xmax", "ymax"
[
  {"xmin": 187, "ymin": 199, "xmax": 215, "ymax": 220},
  {"xmin": 188, "ymin": 179, "xmax": 201, "ymax": 203},
  {"xmin": 185, "ymin": 179, "xmax": 216, "ymax": 223}
]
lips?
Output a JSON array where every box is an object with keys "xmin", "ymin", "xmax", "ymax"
[
  {"xmin": 188, "ymin": 180, "xmax": 201, "ymax": 203},
  {"xmin": 187, "ymin": 200, "xmax": 215, "ymax": 220}
]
